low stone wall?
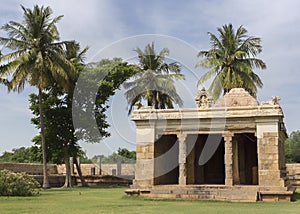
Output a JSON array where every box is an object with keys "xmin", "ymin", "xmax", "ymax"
[
  {"xmin": 0, "ymin": 162, "xmax": 135, "ymax": 187},
  {"xmin": 0, "ymin": 162, "xmax": 58, "ymax": 175},
  {"xmin": 286, "ymin": 163, "xmax": 300, "ymax": 175},
  {"xmin": 0, "ymin": 162, "xmax": 135, "ymax": 176},
  {"xmin": 57, "ymin": 163, "xmax": 135, "ymax": 176},
  {"xmin": 33, "ymin": 175, "xmax": 66, "ymax": 187},
  {"xmin": 286, "ymin": 163, "xmax": 300, "ymax": 186},
  {"xmin": 75, "ymin": 175, "xmax": 132, "ymax": 186}
]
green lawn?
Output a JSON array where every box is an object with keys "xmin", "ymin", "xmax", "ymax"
[{"xmin": 0, "ymin": 187, "xmax": 299, "ymax": 214}]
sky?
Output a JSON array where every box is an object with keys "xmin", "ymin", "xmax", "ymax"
[{"xmin": 1, "ymin": 0, "xmax": 300, "ymax": 157}]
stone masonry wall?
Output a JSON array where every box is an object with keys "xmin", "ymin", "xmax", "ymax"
[
  {"xmin": 0, "ymin": 162, "xmax": 135, "ymax": 176},
  {"xmin": 286, "ymin": 163, "xmax": 300, "ymax": 186},
  {"xmin": 257, "ymin": 132, "xmax": 285, "ymax": 187},
  {"xmin": 286, "ymin": 163, "xmax": 300, "ymax": 175},
  {"xmin": 57, "ymin": 163, "xmax": 135, "ymax": 176},
  {"xmin": 0, "ymin": 162, "xmax": 58, "ymax": 175}
]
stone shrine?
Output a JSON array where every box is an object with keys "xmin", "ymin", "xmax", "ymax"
[{"xmin": 125, "ymin": 88, "xmax": 295, "ymax": 201}]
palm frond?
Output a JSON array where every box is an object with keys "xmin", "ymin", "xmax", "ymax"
[
  {"xmin": 196, "ymin": 23, "xmax": 266, "ymax": 97},
  {"xmin": 125, "ymin": 42, "xmax": 184, "ymax": 111}
]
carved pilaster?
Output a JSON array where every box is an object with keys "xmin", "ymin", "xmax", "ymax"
[
  {"xmin": 178, "ymin": 133, "xmax": 187, "ymax": 185},
  {"xmin": 223, "ymin": 132, "xmax": 234, "ymax": 186}
]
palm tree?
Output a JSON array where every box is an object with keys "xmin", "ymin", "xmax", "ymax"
[
  {"xmin": 124, "ymin": 42, "xmax": 184, "ymax": 113},
  {"xmin": 0, "ymin": 5, "xmax": 75, "ymax": 188},
  {"xmin": 196, "ymin": 24, "xmax": 266, "ymax": 99},
  {"xmin": 64, "ymin": 41, "xmax": 89, "ymax": 187}
]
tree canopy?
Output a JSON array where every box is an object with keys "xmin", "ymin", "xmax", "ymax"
[
  {"xmin": 73, "ymin": 58, "xmax": 139, "ymax": 142},
  {"xmin": 285, "ymin": 131, "xmax": 300, "ymax": 163},
  {"xmin": 196, "ymin": 24, "xmax": 266, "ymax": 99},
  {"xmin": 124, "ymin": 42, "xmax": 184, "ymax": 114},
  {"xmin": 0, "ymin": 146, "xmax": 41, "ymax": 163},
  {"xmin": 91, "ymin": 148, "xmax": 136, "ymax": 164}
]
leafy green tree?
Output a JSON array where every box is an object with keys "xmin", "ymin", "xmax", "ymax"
[
  {"xmin": 124, "ymin": 42, "xmax": 184, "ymax": 114},
  {"xmin": 73, "ymin": 58, "xmax": 139, "ymax": 142},
  {"xmin": 0, "ymin": 5, "xmax": 75, "ymax": 188},
  {"xmin": 0, "ymin": 152, "xmax": 13, "ymax": 162},
  {"xmin": 196, "ymin": 24, "xmax": 266, "ymax": 99},
  {"xmin": 30, "ymin": 57, "xmax": 138, "ymax": 186},
  {"xmin": 285, "ymin": 131, "xmax": 300, "ymax": 163},
  {"xmin": 30, "ymin": 91, "xmax": 80, "ymax": 187},
  {"xmin": 0, "ymin": 146, "xmax": 41, "ymax": 163},
  {"xmin": 91, "ymin": 148, "xmax": 136, "ymax": 164},
  {"xmin": 117, "ymin": 148, "xmax": 136, "ymax": 162}
]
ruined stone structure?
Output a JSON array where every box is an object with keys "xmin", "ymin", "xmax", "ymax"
[{"xmin": 126, "ymin": 88, "xmax": 295, "ymax": 202}]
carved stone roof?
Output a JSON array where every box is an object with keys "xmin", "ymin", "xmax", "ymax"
[{"xmin": 214, "ymin": 88, "xmax": 259, "ymax": 107}]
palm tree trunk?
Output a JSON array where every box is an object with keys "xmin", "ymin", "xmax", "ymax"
[{"xmin": 39, "ymin": 87, "xmax": 50, "ymax": 189}]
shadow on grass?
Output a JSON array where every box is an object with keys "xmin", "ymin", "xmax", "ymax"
[{"xmin": 292, "ymin": 191, "xmax": 300, "ymax": 202}]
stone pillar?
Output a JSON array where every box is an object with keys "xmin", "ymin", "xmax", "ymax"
[
  {"xmin": 178, "ymin": 133, "xmax": 187, "ymax": 185},
  {"xmin": 117, "ymin": 157, "xmax": 122, "ymax": 176},
  {"xmin": 133, "ymin": 122, "xmax": 156, "ymax": 189},
  {"xmin": 98, "ymin": 156, "xmax": 102, "ymax": 175},
  {"xmin": 223, "ymin": 132, "xmax": 234, "ymax": 186},
  {"xmin": 232, "ymin": 138, "xmax": 240, "ymax": 185},
  {"xmin": 256, "ymin": 121, "xmax": 288, "ymax": 187}
]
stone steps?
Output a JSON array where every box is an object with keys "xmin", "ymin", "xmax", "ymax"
[
  {"xmin": 126, "ymin": 185, "xmax": 295, "ymax": 202},
  {"xmin": 147, "ymin": 185, "xmax": 259, "ymax": 202}
]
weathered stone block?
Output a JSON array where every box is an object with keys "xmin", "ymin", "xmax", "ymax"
[{"xmin": 136, "ymin": 128, "xmax": 155, "ymax": 143}]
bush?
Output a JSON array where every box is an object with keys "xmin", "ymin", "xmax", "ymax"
[
  {"xmin": 0, "ymin": 170, "xmax": 40, "ymax": 196},
  {"xmin": 285, "ymin": 131, "xmax": 300, "ymax": 163}
]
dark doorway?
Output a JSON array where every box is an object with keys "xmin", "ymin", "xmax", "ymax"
[
  {"xmin": 154, "ymin": 135, "xmax": 179, "ymax": 185},
  {"xmin": 187, "ymin": 134, "xmax": 225, "ymax": 184},
  {"xmin": 233, "ymin": 133, "xmax": 258, "ymax": 185}
]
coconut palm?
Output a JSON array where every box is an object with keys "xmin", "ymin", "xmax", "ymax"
[
  {"xmin": 0, "ymin": 5, "xmax": 75, "ymax": 188},
  {"xmin": 124, "ymin": 42, "xmax": 184, "ymax": 113},
  {"xmin": 63, "ymin": 41, "xmax": 89, "ymax": 187},
  {"xmin": 196, "ymin": 24, "xmax": 266, "ymax": 99}
]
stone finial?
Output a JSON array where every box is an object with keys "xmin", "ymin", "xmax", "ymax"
[
  {"xmin": 135, "ymin": 101, "xmax": 143, "ymax": 109},
  {"xmin": 272, "ymin": 96, "xmax": 280, "ymax": 105},
  {"xmin": 134, "ymin": 101, "xmax": 152, "ymax": 110},
  {"xmin": 195, "ymin": 87, "xmax": 213, "ymax": 109},
  {"xmin": 261, "ymin": 96, "xmax": 280, "ymax": 106},
  {"xmin": 214, "ymin": 88, "xmax": 259, "ymax": 107}
]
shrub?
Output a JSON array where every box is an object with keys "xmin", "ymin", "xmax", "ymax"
[
  {"xmin": 285, "ymin": 131, "xmax": 300, "ymax": 163},
  {"xmin": 0, "ymin": 170, "xmax": 40, "ymax": 196}
]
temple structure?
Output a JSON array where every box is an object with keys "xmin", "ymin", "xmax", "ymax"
[{"xmin": 125, "ymin": 88, "xmax": 295, "ymax": 202}]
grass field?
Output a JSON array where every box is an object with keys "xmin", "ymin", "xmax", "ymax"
[{"xmin": 0, "ymin": 187, "xmax": 300, "ymax": 214}]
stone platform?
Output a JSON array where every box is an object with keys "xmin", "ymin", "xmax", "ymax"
[{"xmin": 126, "ymin": 185, "xmax": 296, "ymax": 202}]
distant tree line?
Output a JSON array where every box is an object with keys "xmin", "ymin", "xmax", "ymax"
[
  {"xmin": 91, "ymin": 148, "xmax": 136, "ymax": 164},
  {"xmin": 0, "ymin": 147, "xmax": 135, "ymax": 164},
  {"xmin": 0, "ymin": 147, "xmax": 41, "ymax": 163}
]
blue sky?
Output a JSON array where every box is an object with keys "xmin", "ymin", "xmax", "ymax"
[{"xmin": 1, "ymin": 0, "xmax": 300, "ymax": 157}]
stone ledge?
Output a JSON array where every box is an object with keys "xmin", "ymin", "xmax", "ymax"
[
  {"xmin": 259, "ymin": 187, "xmax": 296, "ymax": 202},
  {"xmin": 124, "ymin": 189, "xmax": 140, "ymax": 196},
  {"xmin": 125, "ymin": 189, "xmax": 151, "ymax": 196}
]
